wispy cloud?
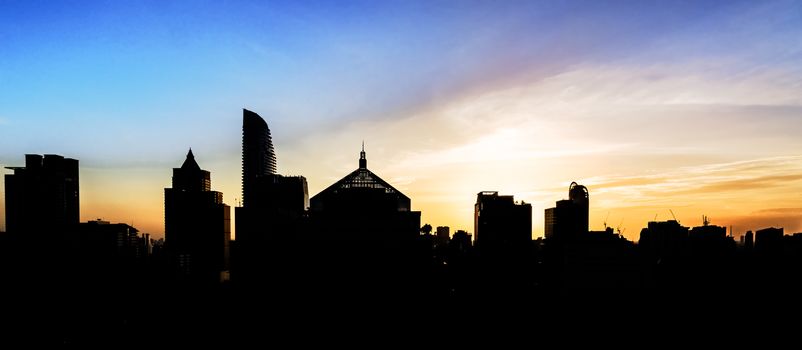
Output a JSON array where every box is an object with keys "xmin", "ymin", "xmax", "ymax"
[
  {"xmin": 583, "ymin": 156, "xmax": 802, "ymax": 234},
  {"xmin": 587, "ymin": 156, "xmax": 802, "ymax": 198},
  {"xmin": 283, "ymin": 50, "xmax": 802, "ymax": 237}
]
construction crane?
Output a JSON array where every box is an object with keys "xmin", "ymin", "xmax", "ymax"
[
  {"xmin": 669, "ymin": 209, "xmax": 679, "ymax": 224},
  {"xmin": 616, "ymin": 218, "xmax": 625, "ymax": 236}
]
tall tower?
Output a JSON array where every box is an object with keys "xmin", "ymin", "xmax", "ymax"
[
  {"xmin": 242, "ymin": 108, "xmax": 277, "ymax": 207},
  {"xmin": 165, "ymin": 149, "xmax": 231, "ymax": 284}
]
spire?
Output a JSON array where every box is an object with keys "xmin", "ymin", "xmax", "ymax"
[
  {"xmin": 181, "ymin": 148, "xmax": 201, "ymax": 171},
  {"xmin": 359, "ymin": 142, "xmax": 367, "ymax": 169}
]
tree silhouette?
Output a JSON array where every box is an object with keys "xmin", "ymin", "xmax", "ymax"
[{"xmin": 420, "ymin": 223, "xmax": 432, "ymax": 236}]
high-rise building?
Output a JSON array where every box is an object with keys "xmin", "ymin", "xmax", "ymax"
[
  {"xmin": 544, "ymin": 207, "xmax": 556, "ymax": 239},
  {"xmin": 569, "ymin": 182, "xmax": 589, "ymax": 234},
  {"xmin": 235, "ymin": 174, "xmax": 308, "ymax": 245},
  {"xmin": 242, "ymin": 108, "xmax": 277, "ymax": 207},
  {"xmin": 164, "ymin": 149, "xmax": 231, "ymax": 284},
  {"xmin": 234, "ymin": 109, "xmax": 310, "ymax": 286},
  {"xmin": 473, "ymin": 192, "xmax": 531, "ymax": 293},
  {"xmin": 244, "ymin": 174, "xmax": 308, "ymax": 212},
  {"xmin": 544, "ymin": 182, "xmax": 589, "ymax": 239},
  {"xmin": 4, "ymin": 154, "xmax": 79, "ymax": 234},
  {"xmin": 474, "ymin": 191, "xmax": 532, "ymax": 251}
]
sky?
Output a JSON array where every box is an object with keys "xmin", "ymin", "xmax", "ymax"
[{"xmin": 1, "ymin": 0, "xmax": 801, "ymax": 240}]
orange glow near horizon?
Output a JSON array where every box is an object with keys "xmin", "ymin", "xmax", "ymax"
[
  {"xmin": 3, "ymin": 64, "xmax": 802, "ymax": 241},
  {"xmin": 66, "ymin": 153, "xmax": 802, "ymax": 242}
]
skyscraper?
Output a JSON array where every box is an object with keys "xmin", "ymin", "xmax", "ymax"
[
  {"xmin": 4, "ymin": 154, "xmax": 79, "ymax": 234},
  {"xmin": 233, "ymin": 109, "xmax": 308, "ymax": 286},
  {"xmin": 164, "ymin": 149, "xmax": 231, "ymax": 284},
  {"xmin": 569, "ymin": 181, "xmax": 589, "ymax": 234},
  {"xmin": 242, "ymin": 108, "xmax": 277, "ymax": 207},
  {"xmin": 544, "ymin": 181, "xmax": 589, "ymax": 239},
  {"xmin": 473, "ymin": 191, "xmax": 532, "ymax": 293}
]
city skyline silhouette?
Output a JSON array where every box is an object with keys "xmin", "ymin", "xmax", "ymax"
[
  {"xmin": 3, "ymin": 1, "xmax": 802, "ymax": 239},
  {"xmin": 2, "ymin": 1, "xmax": 802, "ymax": 344},
  {"xmin": 4, "ymin": 109, "xmax": 802, "ymax": 345},
  {"xmin": 2, "ymin": 115, "xmax": 800, "ymax": 240}
]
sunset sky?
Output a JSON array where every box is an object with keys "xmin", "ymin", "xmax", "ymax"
[{"xmin": 1, "ymin": 0, "xmax": 801, "ymax": 240}]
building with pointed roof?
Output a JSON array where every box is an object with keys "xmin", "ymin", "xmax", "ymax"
[
  {"xmin": 171, "ymin": 148, "xmax": 210, "ymax": 192},
  {"xmin": 309, "ymin": 146, "xmax": 420, "ymax": 240},
  {"xmin": 165, "ymin": 149, "xmax": 231, "ymax": 284}
]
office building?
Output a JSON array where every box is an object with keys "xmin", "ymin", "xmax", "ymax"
[
  {"xmin": 544, "ymin": 182, "xmax": 589, "ymax": 239},
  {"xmin": 474, "ymin": 191, "xmax": 532, "ymax": 251},
  {"xmin": 4, "ymin": 154, "xmax": 79, "ymax": 235},
  {"xmin": 164, "ymin": 149, "xmax": 231, "ymax": 284}
]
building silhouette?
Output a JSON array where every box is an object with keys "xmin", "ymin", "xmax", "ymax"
[
  {"xmin": 436, "ymin": 226, "xmax": 450, "ymax": 246},
  {"xmin": 164, "ymin": 149, "xmax": 231, "ymax": 284},
  {"xmin": 4, "ymin": 154, "xmax": 79, "ymax": 234},
  {"xmin": 309, "ymin": 145, "xmax": 421, "ymax": 240},
  {"xmin": 451, "ymin": 229, "xmax": 472, "ymax": 252},
  {"xmin": 755, "ymin": 227, "xmax": 784, "ymax": 257},
  {"xmin": 75, "ymin": 219, "xmax": 150, "ymax": 262},
  {"xmin": 638, "ymin": 220, "xmax": 689, "ymax": 262},
  {"xmin": 235, "ymin": 174, "xmax": 308, "ymax": 244},
  {"xmin": 242, "ymin": 108, "xmax": 277, "ymax": 207},
  {"xmin": 474, "ymin": 191, "xmax": 532, "ymax": 251},
  {"xmin": 66, "ymin": 219, "xmax": 152, "ymax": 289},
  {"xmin": 233, "ymin": 109, "xmax": 308, "ymax": 287},
  {"xmin": 472, "ymin": 191, "xmax": 532, "ymax": 295},
  {"xmin": 544, "ymin": 182, "xmax": 588, "ymax": 240},
  {"xmin": 744, "ymin": 230, "xmax": 754, "ymax": 250},
  {"xmin": 688, "ymin": 222, "xmax": 731, "ymax": 260}
]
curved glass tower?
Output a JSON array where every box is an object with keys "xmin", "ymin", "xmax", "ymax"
[{"xmin": 242, "ymin": 109, "xmax": 277, "ymax": 207}]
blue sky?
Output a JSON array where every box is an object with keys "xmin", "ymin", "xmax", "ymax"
[{"xmin": 1, "ymin": 1, "xmax": 801, "ymax": 237}]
